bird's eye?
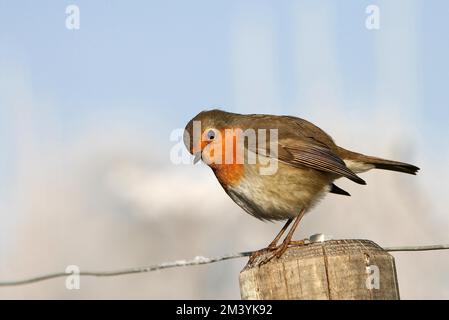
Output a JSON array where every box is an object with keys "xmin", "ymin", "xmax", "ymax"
[{"xmin": 207, "ymin": 129, "xmax": 215, "ymax": 140}]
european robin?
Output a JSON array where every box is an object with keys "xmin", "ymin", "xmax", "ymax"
[{"xmin": 183, "ymin": 109, "xmax": 419, "ymax": 264}]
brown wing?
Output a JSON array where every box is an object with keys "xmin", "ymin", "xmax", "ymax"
[
  {"xmin": 249, "ymin": 136, "xmax": 365, "ymax": 185},
  {"xmin": 278, "ymin": 140, "xmax": 366, "ymax": 185},
  {"xmin": 240, "ymin": 113, "xmax": 366, "ymax": 184}
]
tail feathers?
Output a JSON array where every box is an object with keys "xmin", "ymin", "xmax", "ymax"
[
  {"xmin": 330, "ymin": 183, "xmax": 351, "ymax": 196},
  {"xmin": 369, "ymin": 158, "xmax": 419, "ymax": 175},
  {"xmin": 338, "ymin": 147, "xmax": 420, "ymax": 175}
]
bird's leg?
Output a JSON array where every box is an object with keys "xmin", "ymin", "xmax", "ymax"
[
  {"xmin": 267, "ymin": 218, "xmax": 293, "ymax": 249},
  {"xmin": 273, "ymin": 211, "xmax": 303, "ymax": 258},
  {"xmin": 247, "ymin": 218, "xmax": 293, "ymax": 266},
  {"xmin": 259, "ymin": 208, "xmax": 307, "ymax": 265}
]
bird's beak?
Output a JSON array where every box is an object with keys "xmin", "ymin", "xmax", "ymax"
[{"xmin": 193, "ymin": 152, "xmax": 202, "ymax": 164}]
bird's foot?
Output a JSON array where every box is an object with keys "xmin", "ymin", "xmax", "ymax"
[
  {"xmin": 257, "ymin": 239, "xmax": 306, "ymax": 266},
  {"xmin": 247, "ymin": 246, "xmax": 277, "ymax": 267},
  {"xmin": 257, "ymin": 242, "xmax": 288, "ymax": 266}
]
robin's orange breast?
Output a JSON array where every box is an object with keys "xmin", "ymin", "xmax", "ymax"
[
  {"xmin": 208, "ymin": 127, "xmax": 245, "ymax": 187},
  {"xmin": 212, "ymin": 163, "xmax": 245, "ymax": 187}
]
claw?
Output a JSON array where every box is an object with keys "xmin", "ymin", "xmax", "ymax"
[
  {"xmin": 247, "ymin": 246, "xmax": 277, "ymax": 267},
  {"xmin": 256, "ymin": 239, "xmax": 307, "ymax": 267}
]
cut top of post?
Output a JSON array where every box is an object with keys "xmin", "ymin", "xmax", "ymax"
[{"xmin": 240, "ymin": 239, "xmax": 400, "ymax": 300}]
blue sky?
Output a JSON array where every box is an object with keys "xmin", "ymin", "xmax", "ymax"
[{"xmin": 0, "ymin": 1, "xmax": 447, "ymax": 126}]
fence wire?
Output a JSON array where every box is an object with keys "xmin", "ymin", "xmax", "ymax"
[{"xmin": 0, "ymin": 244, "xmax": 448, "ymax": 287}]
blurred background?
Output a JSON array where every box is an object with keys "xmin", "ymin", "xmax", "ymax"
[{"xmin": 0, "ymin": 0, "xmax": 448, "ymax": 299}]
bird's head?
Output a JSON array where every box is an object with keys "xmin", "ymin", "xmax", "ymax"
[{"xmin": 184, "ymin": 109, "xmax": 236, "ymax": 165}]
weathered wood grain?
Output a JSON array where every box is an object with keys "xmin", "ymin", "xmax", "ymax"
[{"xmin": 239, "ymin": 239, "xmax": 400, "ymax": 300}]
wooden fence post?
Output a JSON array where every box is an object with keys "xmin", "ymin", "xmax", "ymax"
[{"xmin": 239, "ymin": 239, "xmax": 400, "ymax": 300}]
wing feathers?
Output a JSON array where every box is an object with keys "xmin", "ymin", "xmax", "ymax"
[{"xmin": 279, "ymin": 143, "xmax": 366, "ymax": 185}]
